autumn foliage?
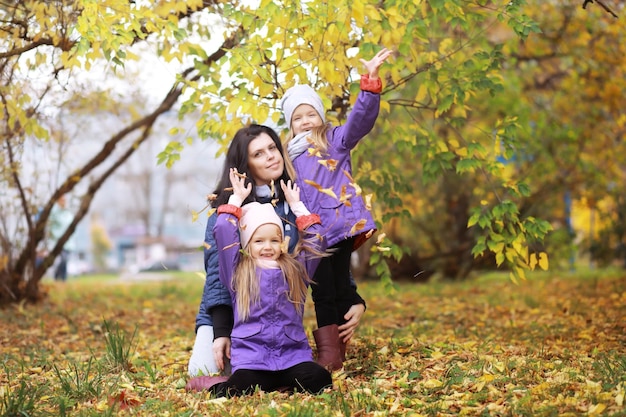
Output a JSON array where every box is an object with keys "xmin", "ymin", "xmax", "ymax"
[{"xmin": 1, "ymin": 273, "xmax": 624, "ymax": 415}]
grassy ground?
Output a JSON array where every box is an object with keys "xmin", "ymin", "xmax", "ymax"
[{"xmin": 1, "ymin": 270, "xmax": 625, "ymax": 416}]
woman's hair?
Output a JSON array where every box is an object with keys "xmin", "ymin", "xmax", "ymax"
[
  {"xmin": 211, "ymin": 124, "xmax": 292, "ymax": 207},
  {"xmin": 232, "ymin": 227, "xmax": 325, "ymax": 321},
  {"xmin": 283, "ymin": 123, "xmax": 331, "ymax": 181}
]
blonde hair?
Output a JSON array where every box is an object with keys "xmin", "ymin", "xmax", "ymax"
[
  {"xmin": 283, "ymin": 124, "xmax": 331, "ymax": 181},
  {"xmin": 231, "ymin": 227, "xmax": 326, "ymax": 321}
]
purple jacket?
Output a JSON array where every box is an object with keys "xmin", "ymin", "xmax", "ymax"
[
  {"xmin": 292, "ymin": 89, "xmax": 379, "ymax": 249},
  {"xmin": 214, "ymin": 206, "xmax": 326, "ymax": 372}
]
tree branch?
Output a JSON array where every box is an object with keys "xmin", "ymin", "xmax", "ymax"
[
  {"xmin": 20, "ymin": 25, "xmax": 247, "ymax": 280},
  {"xmin": 582, "ymin": 0, "xmax": 619, "ymax": 18}
]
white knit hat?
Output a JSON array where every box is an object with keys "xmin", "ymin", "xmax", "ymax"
[
  {"xmin": 280, "ymin": 84, "xmax": 326, "ymax": 128},
  {"xmin": 239, "ymin": 202, "xmax": 284, "ymax": 249}
]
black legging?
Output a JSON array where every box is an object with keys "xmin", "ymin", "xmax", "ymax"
[
  {"xmin": 211, "ymin": 362, "xmax": 332, "ymax": 397},
  {"xmin": 311, "ymin": 238, "xmax": 365, "ymax": 327}
]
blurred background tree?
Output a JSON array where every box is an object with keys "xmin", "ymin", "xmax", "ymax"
[
  {"xmin": 2, "ymin": 0, "xmax": 622, "ymax": 306},
  {"xmin": 89, "ymin": 213, "xmax": 112, "ymax": 272}
]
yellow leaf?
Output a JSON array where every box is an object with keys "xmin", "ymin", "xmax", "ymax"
[
  {"xmin": 304, "ymin": 179, "xmax": 337, "ymax": 199},
  {"xmin": 422, "ymin": 378, "xmax": 443, "ymax": 389},
  {"xmin": 588, "ymin": 404, "xmax": 607, "ymax": 415},
  {"xmin": 338, "ymin": 184, "xmax": 351, "ymax": 203},
  {"xmin": 349, "ymin": 219, "xmax": 367, "ymax": 235},
  {"xmin": 538, "ymin": 252, "xmax": 549, "ymax": 270},
  {"xmin": 415, "ymin": 83, "xmax": 429, "ymax": 102},
  {"xmin": 430, "ymin": 350, "xmax": 444, "ymax": 359},
  {"xmin": 455, "ymin": 146, "xmax": 468, "ymax": 157},
  {"xmin": 318, "ymin": 158, "xmax": 338, "ymax": 172},
  {"xmin": 364, "ymin": 194, "xmax": 373, "ymax": 210},
  {"xmin": 438, "ymin": 38, "xmax": 453, "ymax": 54}
]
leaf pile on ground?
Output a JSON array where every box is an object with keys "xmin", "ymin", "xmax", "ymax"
[{"xmin": 1, "ymin": 272, "xmax": 624, "ymax": 416}]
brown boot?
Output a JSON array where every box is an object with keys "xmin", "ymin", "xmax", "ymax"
[
  {"xmin": 313, "ymin": 325, "xmax": 343, "ymax": 371},
  {"xmin": 339, "ymin": 338, "xmax": 347, "ymax": 362}
]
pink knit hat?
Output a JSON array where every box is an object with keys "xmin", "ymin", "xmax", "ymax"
[{"xmin": 239, "ymin": 202, "xmax": 284, "ymax": 249}]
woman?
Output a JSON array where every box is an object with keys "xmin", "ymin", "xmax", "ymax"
[
  {"xmin": 186, "ymin": 171, "xmax": 331, "ymax": 395},
  {"xmin": 188, "ymin": 124, "xmax": 364, "ymax": 377},
  {"xmin": 189, "ymin": 124, "xmax": 297, "ymax": 376}
]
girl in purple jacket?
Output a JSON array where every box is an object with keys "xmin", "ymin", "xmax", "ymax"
[
  {"xmin": 279, "ymin": 48, "xmax": 392, "ymax": 370},
  {"xmin": 186, "ymin": 168, "xmax": 331, "ymax": 396}
]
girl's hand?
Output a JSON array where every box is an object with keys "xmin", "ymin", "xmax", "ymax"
[
  {"xmin": 229, "ymin": 168, "xmax": 252, "ymax": 203},
  {"xmin": 360, "ymin": 48, "xmax": 393, "ymax": 80},
  {"xmin": 280, "ymin": 179, "xmax": 300, "ymax": 207}
]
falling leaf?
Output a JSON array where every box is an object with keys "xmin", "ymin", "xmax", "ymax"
[
  {"xmin": 349, "ymin": 219, "xmax": 367, "ymax": 235},
  {"xmin": 304, "ymin": 179, "xmax": 337, "ymax": 199},
  {"xmin": 307, "ymin": 147, "xmax": 322, "ymax": 157},
  {"xmin": 364, "ymin": 194, "xmax": 373, "ymax": 210},
  {"xmin": 191, "ymin": 210, "xmax": 199, "ymax": 223},
  {"xmin": 318, "ymin": 159, "xmax": 338, "ymax": 172},
  {"xmin": 339, "ymin": 185, "xmax": 352, "ymax": 206},
  {"xmin": 203, "ymin": 242, "xmax": 211, "ymax": 250},
  {"xmin": 376, "ymin": 232, "xmax": 386, "ymax": 244}
]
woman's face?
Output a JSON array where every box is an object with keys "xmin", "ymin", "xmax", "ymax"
[{"xmin": 247, "ymin": 133, "xmax": 285, "ymax": 186}]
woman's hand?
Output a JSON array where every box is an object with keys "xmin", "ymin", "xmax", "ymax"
[
  {"xmin": 212, "ymin": 336, "xmax": 231, "ymax": 372},
  {"xmin": 229, "ymin": 168, "xmax": 252, "ymax": 204},
  {"xmin": 338, "ymin": 303, "xmax": 366, "ymax": 343},
  {"xmin": 360, "ymin": 48, "xmax": 392, "ymax": 80},
  {"xmin": 280, "ymin": 179, "xmax": 301, "ymax": 207}
]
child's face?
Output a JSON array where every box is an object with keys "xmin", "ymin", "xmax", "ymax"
[
  {"xmin": 247, "ymin": 224, "xmax": 282, "ymax": 260},
  {"xmin": 291, "ymin": 104, "xmax": 323, "ymax": 135}
]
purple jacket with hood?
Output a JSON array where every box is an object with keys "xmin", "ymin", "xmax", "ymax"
[
  {"xmin": 213, "ymin": 204, "xmax": 326, "ymax": 373},
  {"xmin": 291, "ymin": 77, "xmax": 380, "ymax": 250}
]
